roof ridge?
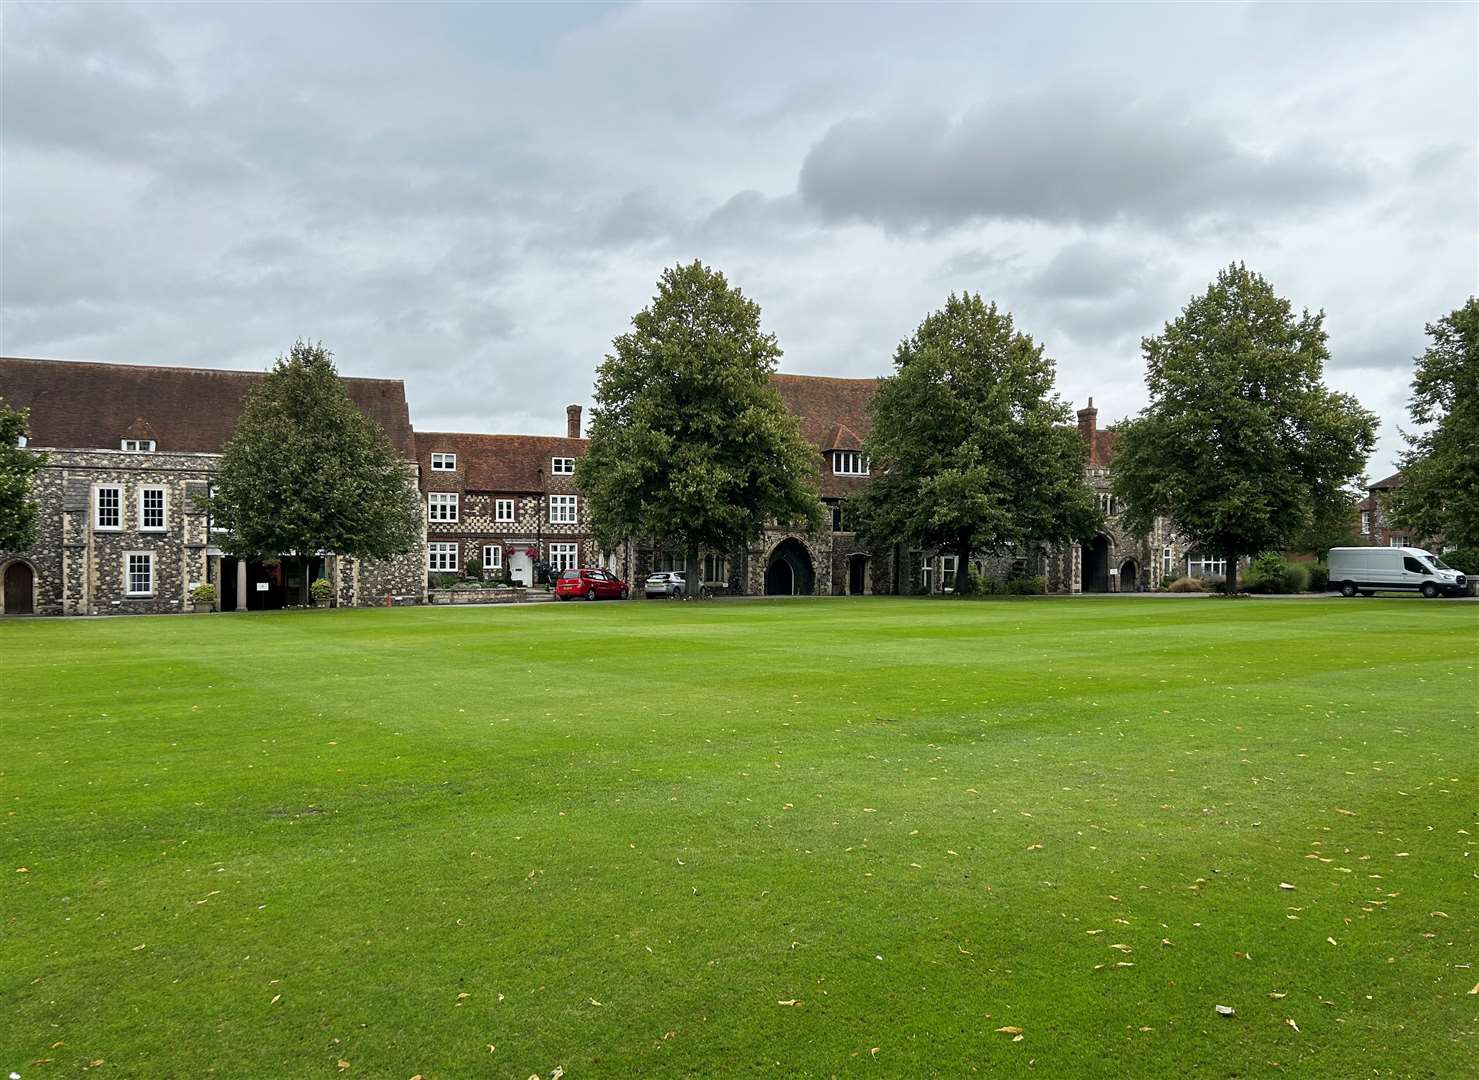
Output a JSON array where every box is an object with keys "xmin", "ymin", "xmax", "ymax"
[{"xmin": 0, "ymin": 355, "xmax": 405, "ymax": 386}]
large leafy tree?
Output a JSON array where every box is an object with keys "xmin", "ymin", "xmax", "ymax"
[
  {"xmin": 1112, "ymin": 264, "xmax": 1377, "ymax": 594},
  {"xmin": 1387, "ymin": 297, "xmax": 1479, "ymax": 549},
  {"xmin": 850, "ymin": 293, "xmax": 1098, "ymax": 596},
  {"xmin": 1, "ymin": 400, "xmax": 47, "ymax": 551},
  {"xmin": 208, "ymin": 341, "xmax": 421, "ymax": 605},
  {"xmin": 578, "ymin": 261, "xmax": 824, "ymax": 594}
]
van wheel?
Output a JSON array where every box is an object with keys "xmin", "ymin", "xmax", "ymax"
[
  {"xmin": 1421, "ymin": 582, "xmax": 1439, "ymax": 598},
  {"xmin": 1339, "ymin": 581, "xmax": 1357, "ymax": 597}
]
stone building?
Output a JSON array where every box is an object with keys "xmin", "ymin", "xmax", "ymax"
[
  {"xmin": 417, "ymin": 405, "xmax": 595, "ymax": 587},
  {"xmin": 0, "ymin": 357, "xmax": 425, "ymax": 615},
  {"xmin": 1356, "ymin": 471, "xmax": 1417, "ymax": 549}
]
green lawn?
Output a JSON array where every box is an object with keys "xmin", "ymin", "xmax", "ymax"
[{"xmin": 2, "ymin": 597, "xmax": 1476, "ymax": 1078}]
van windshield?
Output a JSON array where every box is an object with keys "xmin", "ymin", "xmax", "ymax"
[{"xmin": 1427, "ymin": 556, "xmax": 1452, "ymax": 571}]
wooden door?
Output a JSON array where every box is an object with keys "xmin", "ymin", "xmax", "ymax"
[{"xmin": 4, "ymin": 562, "xmax": 34, "ymax": 614}]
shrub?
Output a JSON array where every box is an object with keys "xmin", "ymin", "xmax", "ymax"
[
  {"xmin": 463, "ymin": 558, "xmax": 483, "ymax": 581},
  {"xmin": 1160, "ymin": 573, "xmax": 1180, "ymax": 590},
  {"xmin": 970, "ymin": 571, "xmax": 1046, "ymax": 596},
  {"xmin": 1168, "ymin": 576, "xmax": 1206, "ymax": 592},
  {"xmin": 429, "ymin": 572, "xmax": 460, "ymax": 590},
  {"xmin": 1440, "ymin": 546, "xmax": 1479, "ymax": 575},
  {"xmin": 1307, "ymin": 562, "xmax": 1329, "ymax": 592},
  {"xmin": 310, "ymin": 577, "xmax": 334, "ymax": 604},
  {"xmin": 188, "ymin": 582, "xmax": 217, "ymax": 605},
  {"xmin": 1244, "ymin": 553, "xmax": 1307, "ymax": 594}
]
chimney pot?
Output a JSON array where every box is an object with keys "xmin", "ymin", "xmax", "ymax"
[
  {"xmin": 566, "ymin": 404, "xmax": 582, "ymax": 439},
  {"xmin": 1077, "ymin": 398, "xmax": 1098, "ymax": 443}
]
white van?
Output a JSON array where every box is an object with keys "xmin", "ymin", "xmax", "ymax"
[{"xmin": 1327, "ymin": 546, "xmax": 1468, "ymax": 598}]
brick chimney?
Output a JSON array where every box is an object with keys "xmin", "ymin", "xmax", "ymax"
[
  {"xmin": 566, "ymin": 404, "xmax": 582, "ymax": 439},
  {"xmin": 1077, "ymin": 397, "xmax": 1097, "ymax": 443}
]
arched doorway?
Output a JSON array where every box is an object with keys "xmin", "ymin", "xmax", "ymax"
[
  {"xmin": 3, "ymin": 560, "xmax": 35, "ymax": 614},
  {"xmin": 765, "ymin": 538, "xmax": 814, "ymax": 596},
  {"xmin": 1081, "ymin": 535, "xmax": 1111, "ymax": 593},
  {"xmin": 1119, "ymin": 558, "xmax": 1139, "ymax": 593},
  {"xmin": 847, "ymin": 553, "xmax": 868, "ymax": 595}
]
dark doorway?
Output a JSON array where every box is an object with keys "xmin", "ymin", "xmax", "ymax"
[
  {"xmin": 847, "ymin": 553, "xmax": 867, "ymax": 595},
  {"xmin": 765, "ymin": 539, "xmax": 814, "ymax": 596},
  {"xmin": 1119, "ymin": 559, "xmax": 1139, "ymax": 592},
  {"xmin": 4, "ymin": 562, "xmax": 34, "ymax": 614},
  {"xmin": 1081, "ymin": 535, "xmax": 1111, "ymax": 593}
]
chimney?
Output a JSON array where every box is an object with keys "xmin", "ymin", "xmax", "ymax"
[
  {"xmin": 1077, "ymin": 397, "xmax": 1097, "ymax": 443},
  {"xmin": 566, "ymin": 404, "xmax": 582, "ymax": 439}
]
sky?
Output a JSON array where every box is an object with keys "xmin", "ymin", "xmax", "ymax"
[{"xmin": 2, "ymin": 1, "xmax": 1476, "ymax": 478}]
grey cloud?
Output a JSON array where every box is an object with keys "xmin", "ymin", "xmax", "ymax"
[{"xmin": 798, "ymin": 93, "xmax": 1369, "ymax": 231}]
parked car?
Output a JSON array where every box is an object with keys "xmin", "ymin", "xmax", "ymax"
[
  {"xmin": 1327, "ymin": 546, "xmax": 1468, "ymax": 598},
  {"xmin": 554, "ymin": 568, "xmax": 629, "ymax": 601},
  {"xmin": 645, "ymin": 571, "xmax": 687, "ymax": 598}
]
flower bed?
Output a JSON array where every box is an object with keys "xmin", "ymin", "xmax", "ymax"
[{"xmin": 428, "ymin": 586, "xmax": 532, "ymax": 605}]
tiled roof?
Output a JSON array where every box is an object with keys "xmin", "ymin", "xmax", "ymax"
[
  {"xmin": 416, "ymin": 431, "xmax": 586, "ymax": 493},
  {"xmin": 1085, "ymin": 428, "xmax": 1117, "ymax": 468},
  {"xmin": 0, "ymin": 356, "xmax": 416, "ymax": 457},
  {"xmin": 1368, "ymin": 471, "xmax": 1404, "ymax": 491},
  {"xmin": 769, "ymin": 373, "xmax": 878, "ymax": 498}
]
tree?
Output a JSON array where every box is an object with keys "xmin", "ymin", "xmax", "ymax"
[
  {"xmin": 1387, "ymin": 297, "xmax": 1479, "ymax": 549},
  {"xmin": 1111, "ymin": 264, "xmax": 1377, "ymax": 594},
  {"xmin": 0, "ymin": 400, "xmax": 47, "ymax": 551},
  {"xmin": 849, "ymin": 293, "xmax": 1099, "ymax": 596},
  {"xmin": 208, "ymin": 341, "xmax": 421, "ymax": 605},
  {"xmin": 578, "ymin": 261, "xmax": 824, "ymax": 594}
]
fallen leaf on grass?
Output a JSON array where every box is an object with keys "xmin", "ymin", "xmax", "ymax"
[
  {"xmin": 1469, "ymin": 983, "xmax": 1479, "ymax": 995},
  {"xmin": 337, "ymin": 1062, "xmax": 350, "ymax": 1072},
  {"xmin": 1215, "ymin": 1005, "xmax": 1235, "ymax": 1017},
  {"xmin": 1286, "ymin": 1019, "xmax": 1300, "ymax": 1033},
  {"xmin": 1109, "ymin": 944, "xmax": 1132, "ymax": 953},
  {"xmin": 271, "ymin": 994, "xmax": 281, "ymax": 1004},
  {"xmin": 1269, "ymin": 992, "xmax": 1287, "ymax": 1000},
  {"xmin": 1025, "ymin": 844, "xmax": 1043, "ymax": 851},
  {"xmin": 777, "ymin": 999, "xmax": 802, "ymax": 1007},
  {"xmin": 994, "ymin": 1026, "xmax": 1024, "ymax": 1041},
  {"xmin": 589, "ymin": 998, "xmax": 603, "ymax": 1006},
  {"xmin": 1327, "ymin": 937, "xmax": 1338, "ymax": 946},
  {"xmin": 1279, "ymin": 883, "xmax": 1295, "ymax": 891}
]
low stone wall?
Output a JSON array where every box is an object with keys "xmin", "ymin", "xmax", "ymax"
[{"xmin": 427, "ymin": 586, "xmax": 533, "ymax": 605}]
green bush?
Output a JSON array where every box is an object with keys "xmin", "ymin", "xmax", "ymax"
[
  {"xmin": 1168, "ymin": 576, "xmax": 1206, "ymax": 593},
  {"xmin": 1440, "ymin": 546, "xmax": 1479, "ymax": 575},
  {"xmin": 1159, "ymin": 573, "xmax": 1180, "ymax": 590},
  {"xmin": 1307, "ymin": 562, "xmax": 1329, "ymax": 592},
  {"xmin": 429, "ymin": 572, "xmax": 460, "ymax": 590},
  {"xmin": 1244, "ymin": 553, "xmax": 1308, "ymax": 594},
  {"xmin": 970, "ymin": 571, "xmax": 1046, "ymax": 596},
  {"xmin": 188, "ymin": 582, "xmax": 217, "ymax": 605},
  {"xmin": 463, "ymin": 558, "xmax": 483, "ymax": 580},
  {"xmin": 310, "ymin": 577, "xmax": 334, "ymax": 604}
]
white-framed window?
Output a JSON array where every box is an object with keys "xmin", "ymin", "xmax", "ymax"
[
  {"xmin": 95, "ymin": 485, "xmax": 122, "ymax": 531},
  {"xmin": 832, "ymin": 450, "xmax": 869, "ymax": 476},
  {"xmin": 551, "ymin": 457, "xmax": 575, "ymax": 475},
  {"xmin": 652, "ymin": 552, "xmax": 686, "ymax": 573},
  {"xmin": 428, "ymin": 492, "xmax": 459, "ymax": 523},
  {"xmin": 549, "ymin": 542, "xmax": 578, "ymax": 571},
  {"xmin": 1098, "ymin": 492, "xmax": 1117, "ymax": 516},
  {"xmin": 139, "ymin": 486, "xmax": 166, "ymax": 531},
  {"xmin": 549, "ymin": 494, "xmax": 578, "ymax": 524},
  {"xmin": 495, "ymin": 498, "xmax": 515, "ymax": 523},
  {"xmin": 430, "ymin": 452, "xmax": 457, "ymax": 471},
  {"xmin": 1360, "ymin": 511, "xmax": 1371, "ymax": 535},
  {"xmin": 1390, "ymin": 536, "xmax": 1409, "ymax": 548},
  {"xmin": 125, "ymin": 551, "xmax": 154, "ymax": 596},
  {"xmin": 428, "ymin": 542, "xmax": 460, "ymax": 572},
  {"xmin": 482, "ymin": 544, "xmax": 502, "ymax": 571},
  {"xmin": 1162, "ymin": 546, "xmax": 1173, "ymax": 577},
  {"xmin": 940, "ymin": 554, "xmax": 958, "ymax": 592},
  {"xmin": 704, "ymin": 553, "xmax": 726, "ymax": 583},
  {"xmin": 1187, "ymin": 554, "xmax": 1227, "ymax": 579},
  {"xmin": 121, "ymin": 439, "xmax": 155, "ymax": 452}
]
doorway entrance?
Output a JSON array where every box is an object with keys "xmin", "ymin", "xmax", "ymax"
[
  {"xmin": 847, "ymin": 553, "xmax": 868, "ymax": 595},
  {"xmin": 3, "ymin": 561, "xmax": 35, "ymax": 614},
  {"xmin": 764, "ymin": 538, "xmax": 814, "ymax": 596},
  {"xmin": 1119, "ymin": 559, "xmax": 1139, "ymax": 592},
  {"xmin": 1081, "ymin": 535, "xmax": 1111, "ymax": 593}
]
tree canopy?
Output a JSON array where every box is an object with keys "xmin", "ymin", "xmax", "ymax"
[
  {"xmin": 578, "ymin": 261, "xmax": 824, "ymax": 593},
  {"xmin": 850, "ymin": 293, "xmax": 1098, "ymax": 595},
  {"xmin": 1387, "ymin": 297, "xmax": 1479, "ymax": 549},
  {"xmin": 0, "ymin": 400, "xmax": 47, "ymax": 551},
  {"xmin": 1111, "ymin": 263, "xmax": 1377, "ymax": 593},
  {"xmin": 208, "ymin": 341, "xmax": 421, "ymax": 602}
]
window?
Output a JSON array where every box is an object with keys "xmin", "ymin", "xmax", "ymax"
[
  {"xmin": 551, "ymin": 457, "xmax": 575, "ymax": 475},
  {"xmin": 940, "ymin": 554, "xmax": 958, "ymax": 592},
  {"xmin": 652, "ymin": 552, "xmax": 686, "ymax": 573},
  {"xmin": 1403, "ymin": 556, "xmax": 1432, "ymax": 576},
  {"xmin": 831, "ymin": 505, "xmax": 852, "ymax": 532},
  {"xmin": 704, "ymin": 554, "xmax": 726, "ymax": 583},
  {"xmin": 1187, "ymin": 554, "xmax": 1227, "ymax": 579},
  {"xmin": 549, "ymin": 494, "xmax": 578, "ymax": 524},
  {"xmin": 139, "ymin": 486, "xmax": 166, "ymax": 531},
  {"xmin": 120, "ymin": 439, "xmax": 155, "ymax": 452},
  {"xmin": 125, "ymin": 552, "xmax": 153, "ymax": 596},
  {"xmin": 1390, "ymin": 536, "xmax": 1409, "ymax": 548},
  {"xmin": 832, "ymin": 450, "xmax": 869, "ymax": 476},
  {"xmin": 482, "ymin": 544, "xmax": 503, "ymax": 571},
  {"xmin": 431, "ymin": 452, "xmax": 457, "ymax": 471},
  {"xmin": 550, "ymin": 542, "xmax": 578, "ymax": 571},
  {"xmin": 428, "ymin": 542, "xmax": 460, "ymax": 572},
  {"xmin": 1097, "ymin": 492, "xmax": 1118, "ymax": 516},
  {"xmin": 1360, "ymin": 511, "xmax": 1371, "ymax": 535},
  {"xmin": 1162, "ymin": 546, "xmax": 1173, "ymax": 578},
  {"xmin": 428, "ymin": 492, "xmax": 459, "ymax": 523},
  {"xmin": 495, "ymin": 498, "xmax": 515, "ymax": 523},
  {"xmin": 95, "ymin": 486, "xmax": 121, "ymax": 530}
]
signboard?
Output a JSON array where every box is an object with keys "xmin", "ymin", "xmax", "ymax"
[{"xmin": 256, "ymin": 582, "xmax": 269, "ymax": 592}]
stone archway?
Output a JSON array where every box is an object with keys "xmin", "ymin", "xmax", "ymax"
[
  {"xmin": 765, "ymin": 538, "xmax": 815, "ymax": 596},
  {"xmin": 1119, "ymin": 558, "xmax": 1139, "ymax": 593},
  {"xmin": 3, "ymin": 559, "xmax": 36, "ymax": 614},
  {"xmin": 1081, "ymin": 535, "xmax": 1112, "ymax": 593},
  {"xmin": 847, "ymin": 553, "xmax": 868, "ymax": 595}
]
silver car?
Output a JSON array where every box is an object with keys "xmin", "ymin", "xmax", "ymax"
[{"xmin": 645, "ymin": 571, "xmax": 686, "ymax": 598}]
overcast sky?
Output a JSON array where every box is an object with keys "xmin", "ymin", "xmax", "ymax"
[{"xmin": 3, "ymin": 2, "xmax": 1475, "ymax": 476}]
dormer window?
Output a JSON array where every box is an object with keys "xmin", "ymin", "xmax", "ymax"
[
  {"xmin": 121, "ymin": 439, "xmax": 155, "ymax": 452},
  {"xmin": 551, "ymin": 457, "xmax": 575, "ymax": 475},
  {"xmin": 430, "ymin": 452, "xmax": 457, "ymax": 471},
  {"xmin": 832, "ymin": 451, "xmax": 869, "ymax": 476}
]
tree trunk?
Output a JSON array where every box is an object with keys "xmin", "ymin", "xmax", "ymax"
[
  {"xmin": 300, "ymin": 556, "xmax": 310, "ymax": 607},
  {"xmin": 1224, "ymin": 545, "xmax": 1238, "ymax": 596},
  {"xmin": 685, "ymin": 544, "xmax": 700, "ymax": 597},
  {"xmin": 954, "ymin": 531, "xmax": 974, "ymax": 596}
]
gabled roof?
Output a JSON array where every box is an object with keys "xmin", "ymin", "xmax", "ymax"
[
  {"xmin": 1084, "ymin": 428, "xmax": 1117, "ymax": 468},
  {"xmin": 769, "ymin": 373, "xmax": 877, "ymax": 450},
  {"xmin": 0, "ymin": 356, "xmax": 416, "ymax": 457},
  {"xmin": 1368, "ymin": 471, "xmax": 1404, "ymax": 492},
  {"xmin": 416, "ymin": 431, "xmax": 586, "ymax": 492}
]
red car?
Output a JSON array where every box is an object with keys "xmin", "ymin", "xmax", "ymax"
[{"xmin": 554, "ymin": 567, "xmax": 629, "ymax": 601}]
